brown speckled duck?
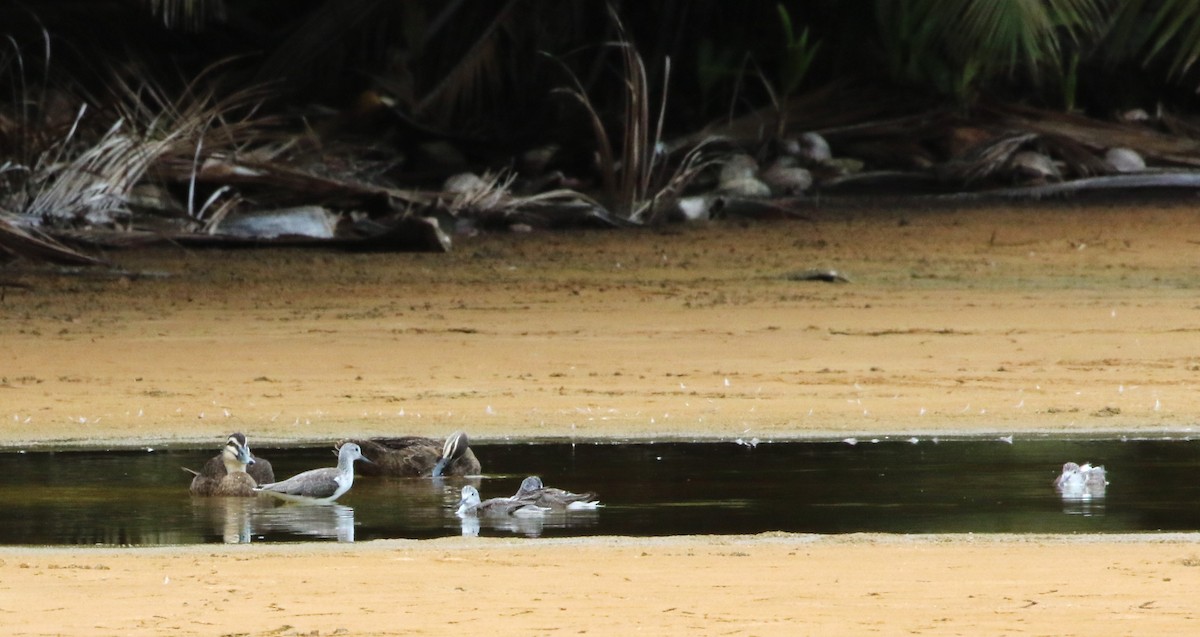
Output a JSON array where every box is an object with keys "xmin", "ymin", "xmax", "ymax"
[
  {"xmin": 185, "ymin": 433, "xmax": 260, "ymax": 497},
  {"xmin": 191, "ymin": 433, "xmax": 275, "ymax": 486},
  {"xmin": 342, "ymin": 430, "xmax": 480, "ymax": 477}
]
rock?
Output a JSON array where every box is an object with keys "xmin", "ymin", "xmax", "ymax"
[
  {"xmin": 216, "ymin": 206, "xmax": 338, "ymax": 239},
  {"xmin": 443, "ymin": 172, "xmax": 489, "ymax": 194},
  {"xmin": 674, "ymin": 195, "xmax": 715, "ymax": 221},
  {"xmin": 760, "ymin": 162, "xmax": 813, "ymax": 195},
  {"xmin": 786, "ymin": 132, "xmax": 831, "ymax": 163},
  {"xmin": 718, "ymin": 155, "xmax": 759, "ymax": 184},
  {"xmin": 1008, "ymin": 151, "xmax": 1061, "ymax": 183},
  {"xmin": 719, "ymin": 177, "xmax": 772, "ymax": 198},
  {"xmin": 1104, "ymin": 147, "xmax": 1146, "ymax": 173}
]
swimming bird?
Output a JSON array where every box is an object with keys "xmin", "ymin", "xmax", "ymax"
[
  {"xmin": 343, "ymin": 430, "xmax": 480, "ymax": 477},
  {"xmin": 185, "ymin": 433, "xmax": 261, "ymax": 497},
  {"xmin": 456, "ymin": 485, "xmax": 549, "ymax": 517},
  {"xmin": 512, "ymin": 476, "xmax": 601, "ymax": 509},
  {"xmin": 193, "ymin": 432, "xmax": 275, "ymax": 485},
  {"xmin": 1054, "ymin": 461, "xmax": 1108, "ymax": 498},
  {"xmin": 254, "ymin": 443, "xmax": 371, "ymax": 504}
]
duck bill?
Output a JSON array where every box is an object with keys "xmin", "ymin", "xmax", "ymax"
[{"xmin": 431, "ymin": 457, "xmax": 449, "ymax": 477}]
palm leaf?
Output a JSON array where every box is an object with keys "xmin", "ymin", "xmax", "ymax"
[
  {"xmin": 1107, "ymin": 0, "xmax": 1200, "ymax": 82},
  {"xmin": 876, "ymin": 0, "xmax": 1105, "ymax": 92}
]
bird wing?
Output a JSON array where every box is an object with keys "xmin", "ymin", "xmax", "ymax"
[
  {"xmin": 258, "ymin": 468, "xmax": 340, "ymax": 499},
  {"xmin": 345, "ymin": 438, "xmax": 438, "ymax": 476},
  {"xmin": 370, "ymin": 436, "xmax": 438, "ymax": 451},
  {"xmin": 248, "ymin": 456, "xmax": 275, "ymax": 484},
  {"xmin": 198, "ymin": 454, "xmax": 226, "ymax": 477}
]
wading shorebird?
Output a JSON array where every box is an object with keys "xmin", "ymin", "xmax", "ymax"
[
  {"xmin": 456, "ymin": 485, "xmax": 549, "ymax": 517},
  {"xmin": 1054, "ymin": 461, "xmax": 1108, "ymax": 498},
  {"xmin": 254, "ymin": 443, "xmax": 371, "ymax": 504},
  {"xmin": 512, "ymin": 476, "xmax": 601, "ymax": 509}
]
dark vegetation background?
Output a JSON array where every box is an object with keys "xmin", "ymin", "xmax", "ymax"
[{"xmin": 4, "ymin": 0, "xmax": 1200, "ymax": 261}]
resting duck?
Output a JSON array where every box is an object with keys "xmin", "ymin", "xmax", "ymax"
[
  {"xmin": 342, "ymin": 430, "xmax": 480, "ymax": 477},
  {"xmin": 254, "ymin": 443, "xmax": 371, "ymax": 504},
  {"xmin": 191, "ymin": 432, "xmax": 275, "ymax": 486},
  {"xmin": 456, "ymin": 485, "xmax": 549, "ymax": 517},
  {"xmin": 1054, "ymin": 461, "xmax": 1108, "ymax": 498},
  {"xmin": 185, "ymin": 433, "xmax": 259, "ymax": 497},
  {"xmin": 512, "ymin": 476, "xmax": 601, "ymax": 509}
]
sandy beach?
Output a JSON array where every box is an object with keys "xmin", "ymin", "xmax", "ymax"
[{"xmin": 2, "ymin": 201, "xmax": 1199, "ymax": 635}]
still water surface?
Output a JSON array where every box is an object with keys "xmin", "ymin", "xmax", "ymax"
[{"xmin": 1, "ymin": 438, "xmax": 1197, "ymax": 545}]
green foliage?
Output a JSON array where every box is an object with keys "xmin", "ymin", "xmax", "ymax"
[
  {"xmin": 873, "ymin": 0, "xmax": 1104, "ymax": 102},
  {"xmin": 775, "ymin": 3, "xmax": 821, "ymax": 97},
  {"xmin": 694, "ymin": 38, "xmax": 740, "ymax": 109},
  {"xmin": 1106, "ymin": 0, "xmax": 1200, "ymax": 83},
  {"xmin": 1061, "ymin": 52, "xmax": 1080, "ymax": 112}
]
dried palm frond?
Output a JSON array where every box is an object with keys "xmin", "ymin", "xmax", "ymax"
[
  {"xmin": 633, "ymin": 141, "xmax": 725, "ymax": 225},
  {"xmin": 938, "ymin": 132, "xmax": 1035, "ymax": 184},
  {"xmin": 0, "ymin": 214, "xmax": 106, "ymax": 265},
  {"xmin": 8, "ymin": 65, "xmax": 274, "ymax": 230},
  {"xmin": 142, "ymin": 0, "xmax": 227, "ymax": 32},
  {"xmin": 550, "ymin": 4, "xmax": 670, "ymax": 220},
  {"xmin": 986, "ymin": 102, "xmax": 1200, "ymax": 167},
  {"xmin": 442, "ymin": 170, "xmax": 517, "ymax": 215},
  {"xmin": 18, "ymin": 115, "xmax": 176, "ymax": 226},
  {"xmin": 439, "ymin": 168, "xmax": 606, "ymax": 225}
]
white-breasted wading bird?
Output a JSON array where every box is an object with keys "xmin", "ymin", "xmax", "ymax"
[{"xmin": 254, "ymin": 443, "xmax": 371, "ymax": 504}]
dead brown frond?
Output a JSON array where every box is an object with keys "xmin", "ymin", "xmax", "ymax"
[
  {"xmin": 984, "ymin": 102, "xmax": 1200, "ymax": 168},
  {"xmin": 442, "ymin": 170, "xmax": 518, "ymax": 216},
  {"xmin": 938, "ymin": 132, "xmax": 1036, "ymax": 184},
  {"xmin": 635, "ymin": 141, "xmax": 726, "ymax": 224},
  {"xmin": 550, "ymin": 4, "xmax": 672, "ymax": 221},
  {"xmin": 7, "ymin": 64, "xmax": 275, "ymax": 231},
  {"xmin": 142, "ymin": 0, "xmax": 227, "ymax": 32},
  {"xmin": 0, "ymin": 214, "xmax": 106, "ymax": 266},
  {"xmin": 17, "ymin": 115, "xmax": 177, "ymax": 226},
  {"xmin": 439, "ymin": 169, "xmax": 608, "ymax": 228}
]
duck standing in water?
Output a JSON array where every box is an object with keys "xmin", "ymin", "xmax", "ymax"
[
  {"xmin": 512, "ymin": 476, "xmax": 601, "ymax": 509},
  {"xmin": 254, "ymin": 443, "xmax": 371, "ymax": 504},
  {"xmin": 193, "ymin": 432, "xmax": 275, "ymax": 485},
  {"xmin": 342, "ymin": 430, "xmax": 480, "ymax": 477},
  {"xmin": 1054, "ymin": 461, "xmax": 1108, "ymax": 498},
  {"xmin": 456, "ymin": 485, "xmax": 549, "ymax": 517},
  {"xmin": 185, "ymin": 433, "xmax": 259, "ymax": 497}
]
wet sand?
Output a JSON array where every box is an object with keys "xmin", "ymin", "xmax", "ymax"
[{"xmin": 2, "ymin": 202, "xmax": 1199, "ymax": 634}]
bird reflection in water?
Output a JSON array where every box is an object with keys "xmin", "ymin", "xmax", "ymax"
[
  {"xmin": 192, "ymin": 497, "xmax": 262, "ymax": 544},
  {"xmin": 257, "ymin": 502, "xmax": 357, "ymax": 542},
  {"xmin": 458, "ymin": 506, "xmax": 601, "ymax": 538},
  {"xmin": 194, "ymin": 498, "xmax": 356, "ymax": 543}
]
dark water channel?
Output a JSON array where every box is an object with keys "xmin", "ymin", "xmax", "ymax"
[{"xmin": 2, "ymin": 438, "xmax": 1197, "ymax": 545}]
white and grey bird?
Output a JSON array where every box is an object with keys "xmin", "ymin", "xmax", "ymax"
[
  {"xmin": 185, "ymin": 433, "xmax": 259, "ymax": 497},
  {"xmin": 513, "ymin": 476, "xmax": 601, "ymax": 509},
  {"xmin": 1054, "ymin": 461, "xmax": 1108, "ymax": 498},
  {"xmin": 456, "ymin": 485, "xmax": 549, "ymax": 517},
  {"xmin": 254, "ymin": 443, "xmax": 371, "ymax": 504}
]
